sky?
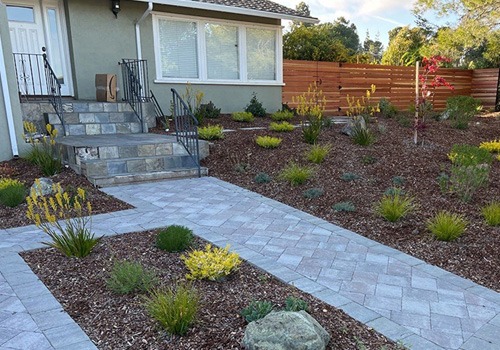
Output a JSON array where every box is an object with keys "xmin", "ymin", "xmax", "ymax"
[{"xmin": 273, "ymin": 0, "xmax": 434, "ymax": 48}]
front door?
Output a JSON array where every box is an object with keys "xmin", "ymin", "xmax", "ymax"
[{"xmin": 7, "ymin": 0, "xmax": 73, "ymax": 96}]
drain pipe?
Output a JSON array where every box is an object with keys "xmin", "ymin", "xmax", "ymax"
[
  {"xmin": 0, "ymin": 36, "xmax": 19, "ymax": 157},
  {"xmin": 135, "ymin": 1, "xmax": 153, "ymax": 59}
]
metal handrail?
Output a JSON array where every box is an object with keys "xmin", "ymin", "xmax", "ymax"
[
  {"xmin": 43, "ymin": 53, "xmax": 65, "ymax": 136},
  {"xmin": 120, "ymin": 58, "xmax": 149, "ymax": 132},
  {"xmin": 171, "ymin": 88, "xmax": 201, "ymax": 177}
]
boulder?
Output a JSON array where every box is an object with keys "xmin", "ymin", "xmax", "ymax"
[
  {"xmin": 341, "ymin": 116, "xmax": 366, "ymax": 136},
  {"xmin": 30, "ymin": 178, "xmax": 54, "ymax": 196},
  {"xmin": 242, "ymin": 311, "xmax": 330, "ymax": 350}
]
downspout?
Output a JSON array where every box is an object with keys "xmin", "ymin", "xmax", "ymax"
[
  {"xmin": 0, "ymin": 36, "xmax": 19, "ymax": 157},
  {"xmin": 135, "ymin": 1, "xmax": 153, "ymax": 59}
]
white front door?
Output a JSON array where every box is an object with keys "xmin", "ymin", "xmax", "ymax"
[{"xmin": 7, "ymin": 0, "xmax": 73, "ymax": 96}]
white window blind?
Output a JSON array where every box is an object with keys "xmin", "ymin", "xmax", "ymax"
[
  {"xmin": 205, "ymin": 23, "xmax": 239, "ymax": 80},
  {"xmin": 158, "ymin": 19, "xmax": 198, "ymax": 79},
  {"xmin": 246, "ymin": 28, "xmax": 276, "ymax": 81}
]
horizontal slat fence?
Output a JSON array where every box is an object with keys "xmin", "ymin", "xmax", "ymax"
[{"xmin": 283, "ymin": 60, "xmax": 499, "ymax": 115}]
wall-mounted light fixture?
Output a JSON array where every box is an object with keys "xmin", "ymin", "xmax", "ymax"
[{"xmin": 111, "ymin": 0, "xmax": 121, "ymax": 18}]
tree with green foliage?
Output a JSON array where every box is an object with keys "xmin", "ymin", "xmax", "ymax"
[
  {"xmin": 292, "ymin": 1, "xmax": 314, "ymax": 28},
  {"xmin": 362, "ymin": 31, "xmax": 384, "ymax": 63},
  {"xmin": 382, "ymin": 26, "xmax": 429, "ymax": 66},
  {"xmin": 414, "ymin": 0, "xmax": 500, "ymax": 68}
]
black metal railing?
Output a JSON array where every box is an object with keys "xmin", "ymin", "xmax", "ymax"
[
  {"xmin": 120, "ymin": 58, "xmax": 150, "ymax": 132},
  {"xmin": 12, "ymin": 52, "xmax": 65, "ymax": 135},
  {"xmin": 171, "ymin": 88, "xmax": 201, "ymax": 177},
  {"xmin": 150, "ymin": 89, "xmax": 169, "ymax": 128}
]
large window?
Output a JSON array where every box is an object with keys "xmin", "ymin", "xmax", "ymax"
[{"xmin": 153, "ymin": 15, "xmax": 282, "ymax": 84}]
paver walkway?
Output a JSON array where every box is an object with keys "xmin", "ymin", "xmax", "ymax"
[{"xmin": 0, "ymin": 177, "xmax": 499, "ymax": 350}]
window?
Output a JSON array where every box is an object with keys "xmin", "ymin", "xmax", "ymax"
[
  {"xmin": 153, "ymin": 15, "xmax": 282, "ymax": 84},
  {"xmin": 7, "ymin": 6, "xmax": 35, "ymax": 22}
]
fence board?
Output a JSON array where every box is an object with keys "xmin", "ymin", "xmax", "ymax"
[{"xmin": 283, "ymin": 60, "xmax": 499, "ymax": 115}]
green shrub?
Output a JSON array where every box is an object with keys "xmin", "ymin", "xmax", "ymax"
[
  {"xmin": 341, "ymin": 172, "xmax": 360, "ymax": 181},
  {"xmin": 23, "ymin": 122, "xmax": 62, "ymax": 176},
  {"xmin": 374, "ymin": 192, "xmax": 415, "ymax": 222},
  {"xmin": 396, "ymin": 114, "xmax": 411, "ymax": 127},
  {"xmin": 481, "ymin": 201, "xmax": 500, "ymax": 226},
  {"xmin": 279, "ymin": 163, "xmax": 314, "ymax": 186},
  {"xmin": 302, "ymin": 187, "xmax": 324, "ymax": 199},
  {"xmin": 269, "ymin": 121, "xmax": 294, "ymax": 132},
  {"xmin": 306, "ymin": 144, "xmax": 331, "ymax": 164},
  {"xmin": 351, "ymin": 125, "xmax": 375, "ymax": 146},
  {"xmin": 450, "ymin": 164, "xmax": 489, "ymax": 202},
  {"xmin": 156, "ymin": 225, "xmax": 193, "ymax": 252},
  {"xmin": 448, "ymin": 144, "xmax": 493, "ymax": 167},
  {"xmin": 302, "ymin": 116, "xmax": 323, "ymax": 144},
  {"xmin": 379, "ymin": 98, "xmax": 397, "ymax": 118},
  {"xmin": 271, "ymin": 110, "xmax": 294, "ymax": 121},
  {"xmin": 437, "ymin": 172, "xmax": 450, "ymax": 193},
  {"xmin": 107, "ymin": 260, "xmax": 158, "ymax": 294},
  {"xmin": 232, "ymin": 111, "xmax": 254, "ymax": 123},
  {"xmin": 245, "ymin": 93, "xmax": 266, "ymax": 118},
  {"xmin": 0, "ymin": 178, "xmax": 26, "ymax": 207},
  {"xmin": 197, "ymin": 101, "xmax": 221, "ymax": 119},
  {"xmin": 144, "ymin": 283, "xmax": 199, "ymax": 336},
  {"xmin": 392, "ymin": 176, "xmax": 405, "ymax": 186},
  {"xmin": 284, "ymin": 296, "xmax": 309, "ymax": 312},
  {"xmin": 427, "ymin": 211, "xmax": 467, "ymax": 241},
  {"xmin": 254, "ymin": 172, "xmax": 272, "ymax": 184},
  {"xmin": 181, "ymin": 244, "xmax": 241, "ymax": 281},
  {"xmin": 234, "ymin": 162, "xmax": 250, "ymax": 173},
  {"xmin": 446, "ymin": 95, "xmax": 481, "ymax": 129},
  {"xmin": 198, "ymin": 125, "xmax": 224, "ymax": 140},
  {"xmin": 333, "ymin": 201, "xmax": 355, "ymax": 212},
  {"xmin": 361, "ymin": 155, "xmax": 377, "ymax": 165},
  {"xmin": 241, "ymin": 300, "xmax": 273, "ymax": 323},
  {"xmin": 255, "ymin": 136, "xmax": 282, "ymax": 149}
]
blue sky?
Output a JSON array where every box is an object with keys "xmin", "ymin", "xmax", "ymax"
[{"xmin": 274, "ymin": 0, "xmax": 435, "ymax": 48}]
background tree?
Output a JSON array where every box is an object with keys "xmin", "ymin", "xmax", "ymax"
[
  {"xmin": 292, "ymin": 1, "xmax": 314, "ymax": 28},
  {"xmin": 382, "ymin": 26, "xmax": 429, "ymax": 66},
  {"xmin": 362, "ymin": 31, "xmax": 384, "ymax": 63}
]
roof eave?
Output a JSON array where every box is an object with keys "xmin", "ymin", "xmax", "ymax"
[{"xmin": 132, "ymin": 0, "xmax": 320, "ymax": 24}]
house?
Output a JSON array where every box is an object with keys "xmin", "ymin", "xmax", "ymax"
[{"xmin": 0, "ymin": 0, "xmax": 317, "ymax": 162}]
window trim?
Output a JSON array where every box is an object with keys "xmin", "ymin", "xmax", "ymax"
[{"xmin": 152, "ymin": 13, "xmax": 283, "ymax": 85}]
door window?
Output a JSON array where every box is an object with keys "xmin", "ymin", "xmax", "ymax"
[{"xmin": 7, "ymin": 6, "xmax": 35, "ymax": 23}]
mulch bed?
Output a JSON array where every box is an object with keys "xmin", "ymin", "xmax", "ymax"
[
  {"xmin": 22, "ymin": 231, "xmax": 400, "ymax": 350},
  {"xmin": 197, "ymin": 114, "xmax": 500, "ymax": 292},
  {"xmin": 0, "ymin": 158, "xmax": 132, "ymax": 229}
]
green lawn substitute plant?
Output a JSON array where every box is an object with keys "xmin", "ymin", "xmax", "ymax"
[
  {"xmin": 0, "ymin": 178, "xmax": 26, "ymax": 208},
  {"xmin": 232, "ymin": 111, "xmax": 254, "ymax": 123},
  {"xmin": 254, "ymin": 172, "xmax": 272, "ymax": 184},
  {"xmin": 271, "ymin": 110, "xmax": 294, "ymax": 121},
  {"xmin": 284, "ymin": 296, "xmax": 309, "ymax": 312},
  {"xmin": 279, "ymin": 162, "xmax": 314, "ymax": 186},
  {"xmin": 481, "ymin": 201, "xmax": 500, "ymax": 226},
  {"xmin": 306, "ymin": 144, "xmax": 332, "ymax": 164},
  {"xmin": 269, "ymin": 121, "xmax": 294, "ymax": 132},
  {"xmin": 332, "ymin": 201, "xmax": 356, "ymax": 212},
  {"xmin": 23, "ymin": 121, "xmax": 62, "ymax": 176},
  {"xmin": 143, "ymin": 283, "xmax": 199, "ymax": 336},
  {"xmin": 106, "ymin": 260, "xmax": 158, "ymax": 294},
  {"xmin": 302, "ymin": 187, "xmax": 324, "ymax": 199},
  {"xmin": 341, "ymin": 172, "xmax": 360, "ymax": 181},
  {"xmin": 241, "ymin": 300, "xmax": 274, "ymax": 323},
  {"xmin": 198, "ymin": 125, "xmax": 224, "ymax": 140},
  {"xmin": 446, "ymin": 95, "xmax": 481, "ymax": 129},
  {"xmin": 427, "ymin": 211, "xmax": 467, "ymax": 241},
  {"xmin": 374, "ymin": 191, "xmax": 415, "ymax": 222},
  {"xmin": 26, "ymin": 181, "xmax": 100, "ymax": 258},
  {"xmin": 156, "ymin": 225, "xmax": 193, "ymax": 252},
  {"xmin": 351, "ymin": 123, "xmax": 375, "ymax": 146},
  {"xmin": 245, "ymin": 92, "xmax": 266, "ymax": 118},
  {"xmin": 181, "ymin": 244, "xmax": 241, "ymax": 281},
  {"xmin": 255, "ymin": 136, "xmax": 282, "ymax": 149}
]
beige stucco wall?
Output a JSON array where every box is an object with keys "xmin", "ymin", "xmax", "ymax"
[
  {"xmin": 65, "ymin": 0, "xmax": 283, "ymax": 113},
  {"xmin": 0, "ymin": 2, "xmax": 29, "ymax": 161}
]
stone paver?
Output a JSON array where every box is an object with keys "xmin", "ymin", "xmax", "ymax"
[{"xmin": 0, "ymin": 177, "xmax": 499, "ymax": 349}]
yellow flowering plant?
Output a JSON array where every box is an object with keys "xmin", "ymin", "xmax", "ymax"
[
  {"xmin": 293, "ymin": 82, "xmax": 327, "ymax": 144},
  {"xmin": 23, "ymin": 121, "xmax": 62, "ymax": 176},
  {"xmin": 479, "ymin": 139, "xmax": 500, "ymax": 154},
  {"xmin": 26, "ymin": 180, "xmax": 100, "ymax": 257},
  {"xmin": 346, "ymin": 84, "xmax": 380, "ymax": 121},
  {"xmin": 181, "ymin": 244, "xmax": 241, "ymax": 281}
]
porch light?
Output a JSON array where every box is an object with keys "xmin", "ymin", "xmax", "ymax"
[{"xmin": 111, "ymin": 0, "xmax": 121, "ymax": 18}]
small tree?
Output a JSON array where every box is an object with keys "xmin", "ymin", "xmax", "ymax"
[{"xmin": 414, "ymin": 56, "xmax": 453, "ymax": 145}]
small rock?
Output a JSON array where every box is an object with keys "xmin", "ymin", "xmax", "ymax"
[
  {"xmin": 31, "ymin": 178, "xmax": 54, "ymax": 196},
  {"xmin": 242, "ymin": 310, "xmax": 330, "ymax": 350}
]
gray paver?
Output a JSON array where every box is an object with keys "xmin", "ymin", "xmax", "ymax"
[{"xmin": 0, "ymin": 176, "xmax": 499, "ymax": 350}]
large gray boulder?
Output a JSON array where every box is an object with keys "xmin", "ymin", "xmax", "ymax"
[
  {"xmin": 242, "ymin": 310, "xmax": 330, "ymax": 350},
  {"xmin": 30, "ymin": 178, "xmax": 54, "ymax": 196},
  {"xmin": 341, "ymin": 116, "xmax": 366, "ymax": 136}
]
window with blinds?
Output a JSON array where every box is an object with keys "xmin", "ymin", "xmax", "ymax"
[{"xmin": 153, "ymin": 15, "xmax": 281, "ymax": 84}]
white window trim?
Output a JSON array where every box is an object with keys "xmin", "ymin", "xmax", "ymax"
[{"xmin": 152, "ymin": 12, "xmax": 283, "ymax": 86}]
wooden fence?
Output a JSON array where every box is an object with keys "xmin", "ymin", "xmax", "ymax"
[{"xmin": 282, "ymin": 60, "xmax": 500, "ymax": 115}]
